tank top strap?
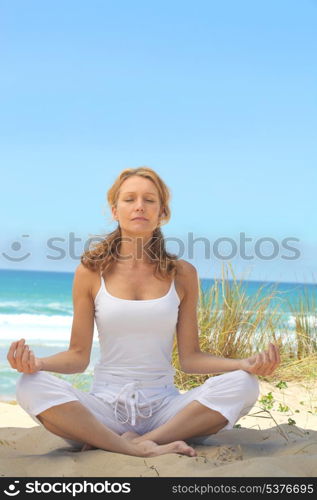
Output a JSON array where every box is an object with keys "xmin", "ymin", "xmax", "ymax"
[
  {"xmin": 99, "ymin": 271, "xmax": 105, "ymax": 291},
  {"xmin": 171, "ymin": 278, "xmax": 180, "ymax": 304}
]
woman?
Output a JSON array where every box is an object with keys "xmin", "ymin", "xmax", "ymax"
[{"xmin": 8, "ymin": 166, "xmax": 280, "ymax": 458}]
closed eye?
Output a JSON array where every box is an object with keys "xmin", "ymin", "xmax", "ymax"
[{"xmin": 125, "ymin": 199, "xmax": 155, "ymax": 202}]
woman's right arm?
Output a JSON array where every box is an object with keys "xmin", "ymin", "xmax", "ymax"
[{"xmin": 7, "ymin": 264, "xmax": 96, "ymax": 375}]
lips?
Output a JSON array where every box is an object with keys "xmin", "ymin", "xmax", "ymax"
[{"xmin": 132, "ymin": 217, "xmax": 148, "ymax": 221}]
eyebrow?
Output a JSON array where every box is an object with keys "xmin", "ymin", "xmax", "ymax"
[{"xmin": 122, "ymin": 191, "xmax": 157, "ymax": 196}]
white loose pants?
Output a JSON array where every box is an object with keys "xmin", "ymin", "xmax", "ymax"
[{"xmin": 16, "ymin": 369, "xmax": 260, "ymax": 448}]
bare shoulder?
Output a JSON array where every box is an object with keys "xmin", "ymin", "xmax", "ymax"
[
  {"xmin": 74, "ymin": 263, "xmax": 97, "ymax": 281},
  {"xmin": 175, "ymin": 259, "xmax": 198, "ymax": 279},
  {"xmin": 73, "ymin": 263, "xmax": 98, "ymax": 298},
  {"xmin": 175, "ymin": 259, "xmax": 199, "ymax": 301}
]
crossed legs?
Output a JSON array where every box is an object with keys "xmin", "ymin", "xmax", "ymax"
[
  {"xmin": 36, "ymin": 399, "xmax": 227, "ymax": 455},
  {"xmin": 123, "ymin": 400, "xmax": 228, "ymax": 445}
]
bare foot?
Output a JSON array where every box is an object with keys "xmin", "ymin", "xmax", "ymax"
[
  {"xmin": 121, "ymin": 431, "xmax": 141, "ymax": 441},
  {"xmin": 137, "ymin": 439, "xmax": 197, "ymax": 458}
]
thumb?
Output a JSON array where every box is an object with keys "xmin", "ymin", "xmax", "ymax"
[{"xmin": 248, "ymin": 354, "xmax": 258, "ymax": 365}]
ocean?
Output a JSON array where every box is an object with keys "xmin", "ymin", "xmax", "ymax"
[{"xmin": 1, "ymin": 269, "xmax": 316, "ymax": 400}]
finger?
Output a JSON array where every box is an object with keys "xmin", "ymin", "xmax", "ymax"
[
  {"xmin": 26, "ymin": 348, "xmax": 33, "ymax": 373},
  {"xmin": 255, "ymin": 352, "xmax": 264, "ymax": 369},
  {"xmin": 21, "ymin": 345, "xmax": 30, "ymax": 372},
  {"xmin": 248, "ymin": 354, "xmax": 257, "ymax": 365},
  {"xmin": 249, "ymin": 353, "xmax": 260, "ymax": 367},
  {"xmin": 29, "ymin": 350, "xmax": 36, "ymax": 372},
  {"xmin": 269, "ymin": 343, "xmax": 278, "ymax": 363},
  {"xmin": 259, "ymin": 352, "xmax": 272, "ymax": 375},
  {"xmin": 273, "ymin": 344, "xmax": 281, "ymax": 369},
  {"xmin": 27, "ymin": 349, "xmax": 34, "ymax": 373},
  {"xmin": 264, "ymin": 345, "xmax": 280, "ymax": 374},
  {"xmin": 7, "ymin": 341, "xmax": 19, "ymax": 368},
  {"xmin": 267, "ymin": 344, "xmax": 276, "ymax": 363},
  {"xmin": 15, "ymin": 339, "xmax": 26, "ymax": 371},
  {"xmin": 275, "ymin": 344, "xmax": 281, "ymax": 364},
  {"xmin": 267, "ymin": 345, "xmax": 280, "ymax": 372},
  {"xmin": 266, "ymin": 350, "xmax": 275, "ymax": 369},
  {"xmin": 264, "ymin": 349, "xmax": 276, "ymax": 373},
  {"xmin": 263, "ymin": 350, "xmax": 270, "ymax": 364},
  {"xmin": 261, "ymin": 352, "xmax": 271, "ymax": 374}
]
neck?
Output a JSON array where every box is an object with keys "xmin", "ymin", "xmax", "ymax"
[{"xmin": 117, "ymin": 230, "xmax": 155, "ymax": 266}]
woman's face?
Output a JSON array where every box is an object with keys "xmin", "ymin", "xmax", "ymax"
[{"xmin": 112, "ymin": 176, "xmax": 163, "ymax": 236}]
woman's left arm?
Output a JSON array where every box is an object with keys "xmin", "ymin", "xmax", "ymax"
[{"xmin": 176, "ymin": 262, "xmax": 280, "ymax": 376}]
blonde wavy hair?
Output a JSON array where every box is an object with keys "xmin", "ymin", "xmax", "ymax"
[{"xmin": 81, "ymin": 166, "xmax": 178, "ymax": 279}]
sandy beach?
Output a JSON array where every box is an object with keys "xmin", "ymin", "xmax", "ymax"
[{"xmin": 1, "ymin": 379, "xmax": 316, "ymax": 478}]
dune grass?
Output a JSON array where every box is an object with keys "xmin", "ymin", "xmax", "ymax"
[
  {"xmin": 172, "ymin": 264, "xmax": 317, "ymax": 390},
  {"xmin": 287, "ymin": 288, "xmax": 317, "ymax": 359}
]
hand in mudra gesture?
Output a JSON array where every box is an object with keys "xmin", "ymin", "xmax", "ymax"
[
  {"xmin": 7, "ymin": 338, "xmax": 43, "ymax": 374},
  {"xmin": 240, "ymin": 343, "xmax": 281, "ymax": 376}
]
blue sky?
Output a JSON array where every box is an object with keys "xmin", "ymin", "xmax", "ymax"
[{"xmin": 1, "ymin": 0, "xmax": 316, "ymax": 282}]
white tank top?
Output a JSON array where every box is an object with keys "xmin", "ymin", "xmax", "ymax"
[{"xmin": 91, "ymin": 273, "xmax": 181, "ymax": 393}]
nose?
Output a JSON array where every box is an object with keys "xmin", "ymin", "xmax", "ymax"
[{"xmin": 135, "ymin": 199, "xmax": 145, "ymax": 211}]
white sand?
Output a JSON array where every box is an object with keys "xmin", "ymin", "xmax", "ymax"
[{"xmin": 1, "ymin": 379, "xmax": 316, "ymax": 477}]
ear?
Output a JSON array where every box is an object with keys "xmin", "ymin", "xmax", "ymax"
[{"xmin": 111, "ymin": 205, "xmax": 118, "ymax": 221}]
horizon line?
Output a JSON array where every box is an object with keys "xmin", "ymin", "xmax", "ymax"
[{"xmin": 0, "ymin": 267, "xmax": 316, "ymax": 286}]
